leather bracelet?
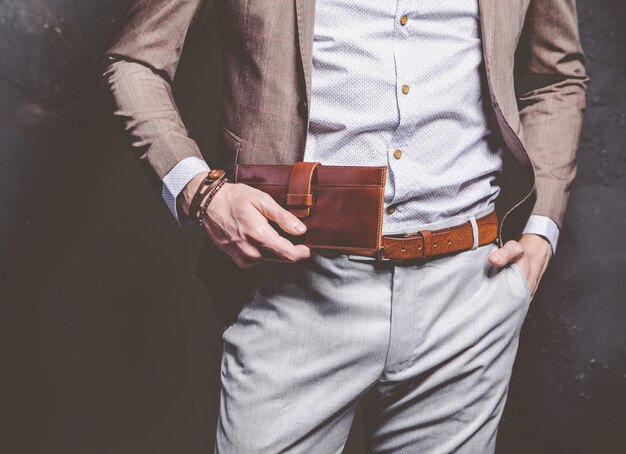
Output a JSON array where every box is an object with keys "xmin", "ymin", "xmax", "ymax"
[
  {"xmin": 197, "ymin": 178, "xmax": 229, "ymax": 227},
  {"xmin": 192, "ymin": 176, "xmax": 226, "ymax": 225},
  {"xmin": 188, "ymin": 169, "xmax": 225, "ymax": 222},
  {"xmin": 189, "ymin": 178, "xmax": 214, "ymax": 221}
]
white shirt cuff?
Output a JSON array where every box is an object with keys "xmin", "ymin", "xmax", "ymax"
[
  {"xmin": 522, "ymin": 215, "xmax": 560, "ymax": 254},
  {"xmin": 162, "ymin": 157, "xmax": 211, "ymax": 224}
]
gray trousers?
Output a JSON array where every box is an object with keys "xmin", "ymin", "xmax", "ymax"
[{"xmin": 216, "ymin": 240, "xmax": 531, "ymax": 453}]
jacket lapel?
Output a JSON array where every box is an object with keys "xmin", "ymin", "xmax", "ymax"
[
  {"xmin": 294, "ymin": 0, "xmax": 317, "ymax": 103},
  {"xmin": 478, "ymin": 0, "xmax": 535, "ymax": 202},
  {"xmin": 477, "ymin": 0, "xmax": 495, "ymax": 94}
]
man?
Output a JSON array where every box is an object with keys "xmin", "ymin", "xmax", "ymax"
[{"xmin": 102, "ymin": 0, "xmax": 588, "ymax": 452}]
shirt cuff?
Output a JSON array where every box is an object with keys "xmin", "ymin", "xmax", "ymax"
[
  {"xmin": 162, "ymin": 157, "xmax": 211, "ymax": 224},
  {"xmin": 522, "ymin": 215, "xmax": 560, "ymax": 254}
]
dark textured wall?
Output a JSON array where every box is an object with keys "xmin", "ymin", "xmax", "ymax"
[{"xmin": 0, "ymin": 1, "xmax": 624, "ymax": 453}]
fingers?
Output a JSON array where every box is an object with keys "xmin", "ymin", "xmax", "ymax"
[
  {"xmin": 247, "ymin": 222, "xmax": 312, "ymax": 263},
  {"xmin": 253, "ymin": 193, "xmax": 307, "ymax": 236},
  {"xmin": 488, "ymin": 240, "xmax": 525, "ymax": 267},
  {"xmin": 224, "ymin": 241, "xmax": 264, "ymax": 269},
  {"xmin": 203, "ymin": 184, "xmax": 312, "ymax": 268}
]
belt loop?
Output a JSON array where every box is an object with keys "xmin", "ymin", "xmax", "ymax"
[
  {"xmin": 468, "ymin": 216, "xmax": 479, "ymax": 251},
  {"xmin": 421, "ymin": 230, "xmax": 434, "ymax": 257}
]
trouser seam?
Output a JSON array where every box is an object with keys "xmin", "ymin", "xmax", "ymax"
[{"xmin": 380, "ymin": 264, "xmax": 396, "ymax": 380}]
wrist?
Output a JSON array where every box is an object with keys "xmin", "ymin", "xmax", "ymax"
[
  {"xmin": 520, "ymin": 233, "xmax": 553, "ymax": 261},
  {"xmin": 522, "ymin": 215, "xmax": 560, "ymax": 255},
  {"xmin": 181, "ymin": 169, "xmax": 228, "ymax": 227},
  {"xmin": 179, "ymin": 171, "xmax": 210, "ymax": 218}
]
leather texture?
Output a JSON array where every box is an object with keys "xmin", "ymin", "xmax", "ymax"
[
  {"xmin": 379, "ymin": 211, "xmax": 499, "ymax": 260},
  {"xmin": 236, "ymin": 163, "xmax": 498, "ymax": 261},
  {"xmin": 286, "ymin": 161, "xmax": 321, "ymax": 217},
  {"xmin": 235, "ymin": 164, "xmax": 387, "ymax": 256}
]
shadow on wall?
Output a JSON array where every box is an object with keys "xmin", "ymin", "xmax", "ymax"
[{"xmin": 0, "ymin": 1, "xmax": 624, "ymax": 453}]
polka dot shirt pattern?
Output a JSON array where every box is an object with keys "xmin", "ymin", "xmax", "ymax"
[{"xmin": 303, "ymin": 0, "xmax": 504, "ymax": 235}]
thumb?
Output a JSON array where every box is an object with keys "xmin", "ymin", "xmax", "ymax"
[
  {"xmin": 488, "ymin": 240, "xmax": 524, "ymax": 267},
  {"xmin": 256, "ymin": 195, "xmax": 307, "ymax": 236}
]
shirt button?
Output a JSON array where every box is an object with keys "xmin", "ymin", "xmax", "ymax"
[
  {"xmin": 401, "ymin": 84, "xmax": 410, "ymax": 95},
  {"xmin": 393, "ymin": 149, "xmax": 402, "ymax": 160},
  {"xmin": 399, "ymin": 15, "xmax": 408, "ymax": 26},
  {"xmin": 387, "ymin": 206, "xmax": 397, "ymax": 215}
]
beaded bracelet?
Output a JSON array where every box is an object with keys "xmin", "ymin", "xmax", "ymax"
[
  {"xmin": 188, "ymin": 170, "xmax": 225, "ymax": 222},
  {"xmin": 196, "ymin": 178, "xmax": 229, "ymax": 227}
]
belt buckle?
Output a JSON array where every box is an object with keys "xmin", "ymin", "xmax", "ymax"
[
  {"xmin": 376, "ymin": 247, "xmax": 409, "ymax": 263},
  {"xmin": 375, "ymin": 247, "xmax": 392, "ymax": 262},
  {"xmin": 376, "ymin": 230, "xmax": 429, "ymax": 263}
]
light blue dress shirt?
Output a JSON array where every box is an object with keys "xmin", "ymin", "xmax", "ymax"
[{"xmin": 163, "ymin": 0, "xmax": 560, "ymax": 252}]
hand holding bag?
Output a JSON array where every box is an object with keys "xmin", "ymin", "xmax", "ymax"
[{"xmin": 234, "ymin": 162, "xmax": 387, "ymax": 256}]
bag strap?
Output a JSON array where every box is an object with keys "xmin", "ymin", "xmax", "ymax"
[{"xmin": 286, "ymin": 162, "xmax": 321, "ymax": 217}]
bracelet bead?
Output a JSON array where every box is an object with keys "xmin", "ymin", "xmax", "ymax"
[{"xmin": 197, "ymin": 178, "xmax": 228, "ymax": 227}]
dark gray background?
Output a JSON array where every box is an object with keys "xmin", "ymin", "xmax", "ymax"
[{"xmin": 0, "ymin": 1, "xmax": 624, "ymax": 452}]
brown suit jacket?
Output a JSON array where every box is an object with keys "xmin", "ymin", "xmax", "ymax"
[{"xmin": 103, "ymin": 0, "xmax": 588, "ymax": 324}]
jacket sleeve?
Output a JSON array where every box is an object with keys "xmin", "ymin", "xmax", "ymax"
[
  {"xmin": 101, "ymin": 0, "xmax": 209, "ymax": 181},
  {"xmin": 516, "ymin": 0, "xmax": 590, "ymax": 228}
]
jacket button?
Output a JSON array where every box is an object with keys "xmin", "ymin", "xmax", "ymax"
[{"xmin": 297, "ymin": 99, "xmax": 308, "ymax": 119}]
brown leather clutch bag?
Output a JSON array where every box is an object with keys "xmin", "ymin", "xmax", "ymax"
[{"xmin": 234, "ymin": 162, "xmax": 387, "ymax": 256}]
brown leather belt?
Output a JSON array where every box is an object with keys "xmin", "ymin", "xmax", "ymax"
[{"xmin": 374, "ymin": 210, "xmax": 499, "ymax": 261}]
